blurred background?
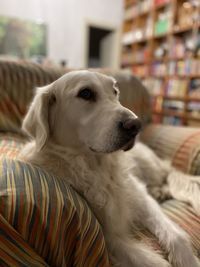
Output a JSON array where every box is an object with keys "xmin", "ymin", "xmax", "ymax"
[
  {"xmin": 0, "ymin": 0, "xmax": 199, "ymax": 126},
  {"xmin": 122, "ymin": 0, "xmax": 200, "ymax": 126},
  {"xmin": 0, "ymin": 0, "xmax": 123, "ymax": 68}
]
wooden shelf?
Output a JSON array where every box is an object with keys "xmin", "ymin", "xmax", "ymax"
[
  {"xmin": 187, "ymin": 115, "xmax": 200, "ymax": 122},
  {"xmin": 173, "ymin": 25, "xmax": 194, "ymax": 34},
  {"xmin": 154, "ymin": 32, "xmax": 169, "ymax": 39},
  {"xmin": 154, "ymin": 1, "xmax": 171, "ymax": 10},
  {"xmin": 122, "ymin": 25, "xmax": 198, "ymax": 46},
  {"xmin": 122, "ymin": 55, "xmax": 200, "ymax": 65},
  {"xmin": 152, "ymin": 95, "xmax": 200, "ymax": 102},
  {"xmin": 132, "ymin": 60, "xmax": 151, "ymax": 65},
  {"xmin": 133, "ymin": 36, "xmax": 152, "ymax": 44},
  {"xmin": 154, "ymin": 110, "xmax": 200, "ymax": 122},
  {"xmin": 124, "ymin": 0, "xmax": 135, "ymax": 8},
  {"xmin": 160, "ymin": 95, "xmax": 185, "ymax": 101},
  {"xmin": 165, "ymin": 74, "xmax": 200, "ymax": 79},
  {"xmin": 153, "ymin": 110, "xmax": 184, "ymax": 118},
  {"xmin": 152, "ymin": 56, "xmax": 186, "ymax": 61},
  {"xmin": 131, "ymin": 9, "xmax": 150, "ymax": 20},
  {"xmin": 139, "ymin": 74, "xmax": 200, "ymax": 79},
  {"xmin": 187, "ymin": 97, "xmax": 200, "ymax": 102}
]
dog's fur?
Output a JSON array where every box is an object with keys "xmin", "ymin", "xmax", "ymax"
[{"xmin": 20, "ymin": 70, "xmax": 200, "ymax": 267}]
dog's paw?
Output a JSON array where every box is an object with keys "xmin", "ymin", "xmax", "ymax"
[
  {"xmin": 137, "ymin": 250, "xmax": 171, "ymax": 267},
  {"xmin": 170, "ymin": 256, "xmax": 200, "ymax": 267},
  {"xmin": 193, "ymin": 256, "xmax": 200, "ymax": 267},
  {"xmin": 168, "ymin": 232, "xmax": 200, "ymax": 267},
  {"xmin": 148, "ymin": 185, "xmax": 171, "ymax": 202},
  {"xmin": 145, "ymin": 257, "xmax": 171, "ymax": 267}
]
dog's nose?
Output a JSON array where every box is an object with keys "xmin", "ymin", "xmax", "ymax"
[{"xmin": 119, "ymin": 118, "xmax": 141, "ymax": 135}]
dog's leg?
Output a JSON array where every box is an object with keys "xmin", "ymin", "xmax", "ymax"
[
  {"xmin": 132, "ymin": 179, "xmax": 200, "ymax": 267},
  {"xmin": 107, "ymin": 235, "xmax": 171, "ymax": 267},
  {"xmin": 128, "ymin": 143, "xmax": 172, "ymax": 201}
]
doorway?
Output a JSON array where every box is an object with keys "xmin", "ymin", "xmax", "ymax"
[
  {"xmin": 85, "ymin": 23, "xmax": 119, "ymax": 68},
  {"xmin": 88, "ymin": 26, "xmax": 112, "ymax": 68}
]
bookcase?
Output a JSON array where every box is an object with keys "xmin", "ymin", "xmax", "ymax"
[{"xmin": 122, "ymin": 0, "xmax": 200, "ymax": 126}]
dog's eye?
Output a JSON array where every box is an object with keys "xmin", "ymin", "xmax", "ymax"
[{"xmin": 77, "ymin": 88, "xmax": 96, "ymax": 101}]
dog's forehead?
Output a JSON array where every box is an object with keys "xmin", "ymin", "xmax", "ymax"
[{"xmin": 56, "ymin": 70, "xmax": 118, "ymax": 94}]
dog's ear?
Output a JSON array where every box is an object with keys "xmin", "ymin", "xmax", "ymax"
[{"xmin": 22, "ymin": 84, "xmax": 56, "ymax": 151}]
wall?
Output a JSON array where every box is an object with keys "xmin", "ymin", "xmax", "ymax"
[{"xmin": 0, "ymin": 0, "xmax": 123, "ymax": 68}]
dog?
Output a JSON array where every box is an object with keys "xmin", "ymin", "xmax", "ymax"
[{"xmin": 20, "ymin": 70, "xmax": 200, "ymax": 267}]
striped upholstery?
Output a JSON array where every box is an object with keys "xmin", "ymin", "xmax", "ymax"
[
  {"xmin": 162, "ymin": 200, "xmax": 200, "ymax": 256},
  {"xmin": 0, "ymin": 133, "xmax": 26, "ymax": 159},
  {"xmin": 0, "ymin": 157, "xmax": 110, "ymax": 267},
  {"xmin": 135, "ymin": 200, "xmax": 200, "ymax": 259},
  {"xmin": 0, "ymin": 214, "xmax": 48, "ymax": 267},
  {"xmin": 0, "ymin": 61, "xmax": 65, "ymax": 133},
  {"xmin": 140, "ymin": 124, "xmax": 200, "ymax": 175}
]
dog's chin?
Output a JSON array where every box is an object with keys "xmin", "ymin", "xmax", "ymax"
[
  {"xmin": 89, "ymin": 137, "xmax": 136, "ymax": 154},
  {"xmin": 121, "ymin": 138, "xmax": 135, "ymax": 151}
]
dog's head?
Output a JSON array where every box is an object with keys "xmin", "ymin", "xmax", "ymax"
[{"xmin": 22, "ymin": 70, "xmax": 141, "ymax": 153}]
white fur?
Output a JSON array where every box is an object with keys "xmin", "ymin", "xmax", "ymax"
[{"xmin": 20, "ymin": 70, "xmax": 200, "ymax": 267}]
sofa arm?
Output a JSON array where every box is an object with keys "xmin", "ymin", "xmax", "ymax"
[
  {"xmin": 140, "ymin": 124, "xmax": 200, "ymax": 175},
  {"xmin": 0, "ymin": 158, "xmax": 110, "ymax": 267}
]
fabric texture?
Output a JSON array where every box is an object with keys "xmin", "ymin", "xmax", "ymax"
[
  {"xmin": 0, "ymin": 61, "xmax": 65, "ymax": 133},
  {"xmin": 140, "ymin": 124, "xmax": 200, "ymax": 175},
  {"xmin": 0, "ymin": 133, "xmax": 26, "ymax": 159},
  {"xmin": 135, "ymin": 200, "xmax": 200, "ymax": 259},
  {"xmin": 0, "ymin": 156, "xmax": 110, "ymax": 267},
  {"xmin": 0, "ymin": 213, "xmax": 48, "ymax": 267}
]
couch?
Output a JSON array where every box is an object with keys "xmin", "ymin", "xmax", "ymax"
[{"xmin": 0, "ymin": 60, "xmax": 200, "ymax": 266}]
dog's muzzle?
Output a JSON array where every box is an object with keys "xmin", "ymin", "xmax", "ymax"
[{"xmin": 118, "ymin": 118, "xmax": 141, "ymax": 151}]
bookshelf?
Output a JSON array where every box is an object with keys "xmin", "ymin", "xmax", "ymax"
[{"xmin": 121, "ymin": 0, "xmax": 200, "ymax": 126}]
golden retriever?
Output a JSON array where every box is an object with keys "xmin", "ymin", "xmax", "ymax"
[{"xmin": 20, "ymin": 70, "xmax": 200, "ymax": 267}]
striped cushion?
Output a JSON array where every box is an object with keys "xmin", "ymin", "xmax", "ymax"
[
  {"xmin": 0, "ymin": 158, "xmax": 110, "ymax": 267},
  {"xmin": 0, "ymin": 133, "xmax": 26, "ymax": 159},
  {"xmin": 140, "ymin": 124, "xmax": 200, "ymax": 175},
  {"xmin": 0, "ymin": 214, "xmax": 48, "ymax": 267}
]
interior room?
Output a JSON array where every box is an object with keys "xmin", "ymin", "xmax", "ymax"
[
  {"xmin": 0, "ymin": 0, "xmax": 199, "ymax": 126},
  {"xmin": 0, "ymin": 1, "xmax": 200, "ymax": 267}
]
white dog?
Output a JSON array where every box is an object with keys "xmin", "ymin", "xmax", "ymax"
[{"xmin": 20, "ymin": 70, "xmax": 200, "ymax": 267}]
